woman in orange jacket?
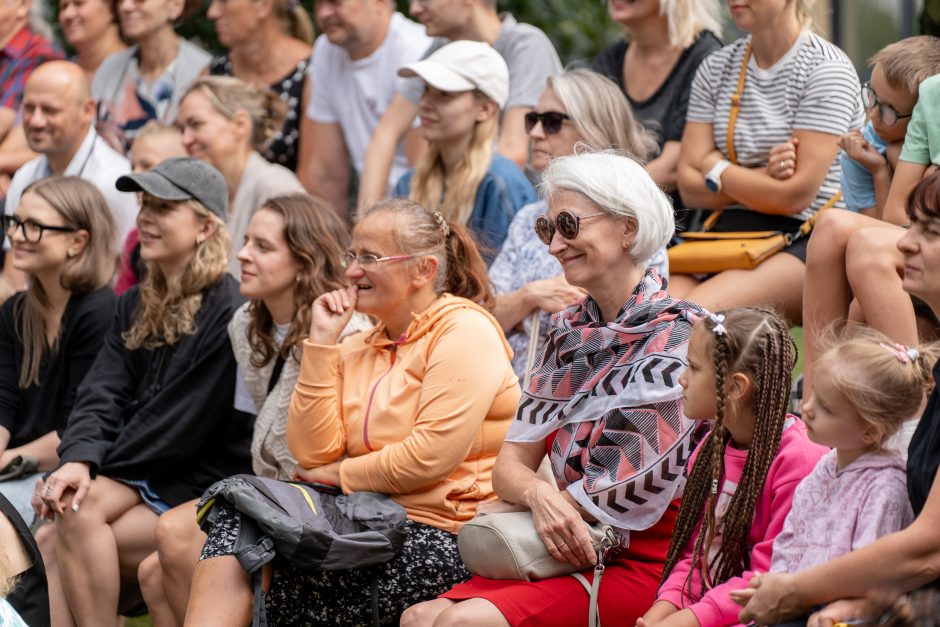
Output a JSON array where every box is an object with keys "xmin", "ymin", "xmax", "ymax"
[{"xmin": 185, "ymin": 197, "xmax": 520, "ymax": 625}]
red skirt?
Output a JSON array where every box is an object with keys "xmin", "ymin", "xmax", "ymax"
[{"xmin": 441, "ymin": 502, "xmax": 678, "ymax": 626}]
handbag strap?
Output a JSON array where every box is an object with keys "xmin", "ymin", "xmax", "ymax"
[
  {"xmin": 702, "ymin": 42, "xmax": 753, "ymax": 231},
  {"xmin": 523, "ymin": 312, "xmax": 541, "ymax": 386},
  {"xmin": 571, "ymin": 564, "xmax": 604, "ymax": 627}
]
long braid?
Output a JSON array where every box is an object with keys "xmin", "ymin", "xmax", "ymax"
[{"xmin": 660, "ymin": 307, "xmax": 796, "ymax": 601}]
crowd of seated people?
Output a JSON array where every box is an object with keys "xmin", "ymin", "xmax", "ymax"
[{"xmin": 1, "ymin": 0, "xmax": 940, "ymax": 625}]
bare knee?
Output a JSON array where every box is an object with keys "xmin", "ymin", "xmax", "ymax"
[
  {"xmin": 401, "ymin": 599, "xmax": 453, "ymax": 627},
  {"xmin": 35, "ymin": 521, "xmax": 56, "ymax": 559},
  {"xmin": 846, "ymin": 227, "xmax": 903, "ymax": 277},
  {"xmin": 138, "ymin": 552, "xmax": 162, "ymax": 597},
  {"xmin": 433, "ymin": 599, "xmax": 509, "ymax": 627},
  {"xmin": 154, "ymin": 505, "xmax": 202, "ymax": 566}
]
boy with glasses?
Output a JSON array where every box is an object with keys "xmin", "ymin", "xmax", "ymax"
[{"xmin": 837, "ymin": 37, "xmax": 940, "ymax": 217}]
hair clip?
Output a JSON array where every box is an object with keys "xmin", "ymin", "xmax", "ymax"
[
  {"xmin": 707, "ymin": 312, "xmax": 726, "ymax": 336},
  {"xmin": 879, "ymin": 342, "xmax": 919, "ymax": 364},
  {"xmin": 433, "ymin": 211, "xmax": 451, "ymax": 237}
]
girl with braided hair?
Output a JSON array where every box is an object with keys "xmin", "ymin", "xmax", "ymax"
[{"xmin": 639, "ymin": 307, "xmax": 826, "ymax": 626}]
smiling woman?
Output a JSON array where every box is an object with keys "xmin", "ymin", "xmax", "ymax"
[
  {"xmin": 184, "ymin": 197, "xmax": 519, "ymax": 626},
  {"xmin": 58, "ymin": 0, "xmax": 126, "ymax": 81}
]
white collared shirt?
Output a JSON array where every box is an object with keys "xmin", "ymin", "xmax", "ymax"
[{"xmin": 5, "ymin": 127, "xmax": 139, "ymax": 253}]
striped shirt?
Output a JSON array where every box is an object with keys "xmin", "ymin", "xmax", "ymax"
[{"xmin": 687, "ymin": 31, "xmax": 863, "ymax": 220}]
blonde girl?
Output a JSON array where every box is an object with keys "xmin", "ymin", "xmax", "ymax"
[
  {"xmin": 755, "ymin": 328, "xmax": 934, "ymax": 625},
  {"xmin": 394, "ymin": 40, "xmax": 536, "ymax": 261},
  {"xmin": 34, "ymin": 158, "xmax": 251, "ymax": 626},
  {"xmin": 640, "ymin": 307, "xmax": 827, "ymax": 626}
]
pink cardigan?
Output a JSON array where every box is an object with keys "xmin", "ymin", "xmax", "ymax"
[{"xmin": 656, "ymin": 418, "xmax": 827, "ymax": 626}]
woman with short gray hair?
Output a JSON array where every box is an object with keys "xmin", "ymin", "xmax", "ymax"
[{"xmin": 403, "ymin": 151, "xmax": 706, "ymax": 627}]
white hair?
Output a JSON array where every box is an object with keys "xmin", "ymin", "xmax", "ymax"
[
  {"xmin": 658, "ymin": 0, "xmax": 723, "ymax": 49},
  {"xmin": 539, "ymin": 150, "xmax": 675, "ymax": 264}
]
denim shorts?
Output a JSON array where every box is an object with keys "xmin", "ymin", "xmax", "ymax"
[{"xmin": 116, "ymin": 479, "xmax": 171, "ymax": 515}]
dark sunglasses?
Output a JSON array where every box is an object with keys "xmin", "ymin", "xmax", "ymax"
[
  {"xmin": 534, "ymin": 210, "xmax": 606, "ymax": 245},
  {"xmin": 862, "ymin": 81, "xmax": 912, "ymax": 126},
  {"xmin": 524, "ymin": 110, "xmax": 571, "ymax": 135}
]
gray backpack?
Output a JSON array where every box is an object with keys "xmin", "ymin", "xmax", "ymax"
[{"xmin": 196, "ymin": 475, "xmax": 408, "ymax": 626}]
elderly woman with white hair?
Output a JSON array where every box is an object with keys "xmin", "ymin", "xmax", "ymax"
[{"xmin": 402, "ymin": 151, "xmax": 706, "ymax": 627}]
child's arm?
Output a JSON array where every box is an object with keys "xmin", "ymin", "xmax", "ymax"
[
  {"xmin": 839, "ymin": 130, "xmax": 891, "ymax": 216},
  {"xmin": 881, "ymin": 160, "xmax": 929, "ymax": 225}
]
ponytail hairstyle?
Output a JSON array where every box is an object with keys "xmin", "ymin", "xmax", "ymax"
[
  {"xmin": 360, "ymin": 198, "xmax": 494, "ymax": 310},
  {"xmin": 408, "ymin": 91, "xmax": 499, "ymax": 228},
  {"xmin": 246, "ymin": 193, "xmax": 349, "ymax": 367},
  {"xmin": 273, "ymin": 0, "xmax": 314, "ymax": 44},
  {"xmin": 661, "ymin": 307, "xmax": 795, "ymax": 599},
  {"xmin": 815, "ymin": 325, "xmax": 940, "ymax": 447},
  {"xmin": 16, "ymin": 176, "xmax": 117, "ymax": 388},
  {"xmin": 123, "ymin": 198, "xmax": 230, "ymax": 350},
  {"xmin": 182, "ymin": 76, "xmax": 288, "ymax": 154},
  {"xmin": 795, "ymin": 0, "xmax": 815, "ymax": 27}
]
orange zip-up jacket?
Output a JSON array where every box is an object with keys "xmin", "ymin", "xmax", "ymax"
[{"xmin": 286, "ymin": 294, "xmax": 521, "ymax": 533}]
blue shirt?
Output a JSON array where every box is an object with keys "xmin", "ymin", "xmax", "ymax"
[
  {"xmin": 394, "ymin": 154, "xmax": 537, "ymax": 263},
  {"xmin": 839, "ymin": 121, "xmax": 888, "ymax": 213}
]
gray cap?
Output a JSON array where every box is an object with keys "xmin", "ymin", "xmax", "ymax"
[{"xmin": 116, "ymin": 157, "xmax": 228, "ymax": 221}]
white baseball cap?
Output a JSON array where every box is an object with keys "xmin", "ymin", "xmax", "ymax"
[{"xmin": 398, "ymin": 40, "xmax": 509, "ymax": 108}]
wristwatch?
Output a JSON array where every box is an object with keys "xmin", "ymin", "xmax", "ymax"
[{"xmin": 705, "ymin": 159, "xmax": 732, "ymax": 193}]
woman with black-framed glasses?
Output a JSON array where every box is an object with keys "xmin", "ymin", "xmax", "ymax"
[
  {"xmin": 487, "ymin": 68, "xmax": 661, "ymax": 380},
  {"xmin": 0, "ymin": 176, "xmax": 116, "ymax": 526},
  {"xmin": 406, "ymin": 150, "xmax": 705, "ymax": 627}
]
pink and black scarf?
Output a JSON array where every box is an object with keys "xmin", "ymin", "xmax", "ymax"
[{"xmin": 507, "ymin": 269, "xmax": 705, "ymax": 532}]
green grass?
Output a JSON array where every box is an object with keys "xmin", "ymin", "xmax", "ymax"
[
  {"xmin": 125, "ymin": 616, "xmax": 151, "ymax": 627},
  {"xmin": 791, "ymin": 325, "xmax": 804, "ymax": 378}
]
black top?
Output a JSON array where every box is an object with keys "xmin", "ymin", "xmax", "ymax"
[
  {"xmin": 908, "ymin": 361, "xmax": 940, "ymax": 517},
  {"xmin": 592, "ymin": 30, "xmax": 723, "ymax": 148},
  {"xmin": 56, "ymin": 274, "xmax": 253, "ymax": 507},
  {"xmin": 208, "ymin": 55, "xmax": 308, "ymax": 172},
  {"xmin": 0, "ymin": 491, "xmax": 49, "ymax": 627},
  {"xmin": 0, "ymin": 287, "xmax": 115, "ymax": 447}
]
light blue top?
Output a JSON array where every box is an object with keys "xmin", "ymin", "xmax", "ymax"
[
  {"xmin": 394, "ymin": 154, "xmax": 537, "ymax": 263},
  {"xmin": 839, "ymin": 121, "xmax": 888, "ymax": 213},
  {"xmin": 0, "ymin": 598, "xmax": 28, "ymax": 627}
]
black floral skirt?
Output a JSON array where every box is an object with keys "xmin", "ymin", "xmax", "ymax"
[{"xmin": 200, "ymin": 504, "xmax": 470, "ymax": 625}]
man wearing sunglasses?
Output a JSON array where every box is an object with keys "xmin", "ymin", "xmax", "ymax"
[
  {"xmin": 356, "ymin": 0, "xmax": 561, "ymax": 208},
  {"xmin": 2, "ymin": 61, "xmax": 137, "ymax": 291}
]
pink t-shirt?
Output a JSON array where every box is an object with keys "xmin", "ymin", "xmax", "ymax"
[{"xmin": 656, "ymin": 417, "xmax": 827, "ymax": 625}]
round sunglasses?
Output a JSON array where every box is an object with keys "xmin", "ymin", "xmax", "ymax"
[
  {"xmin": 524, "ymin": 110, "xmax": 571, "ymax": 135},
  {"xmin": 534, "ymin": 210, "xmax": 606, "ymax": 245}
]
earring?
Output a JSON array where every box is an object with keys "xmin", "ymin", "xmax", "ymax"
[{"xmin": 66, "ymin": 250, "xmax": 77, "ymax": 259}]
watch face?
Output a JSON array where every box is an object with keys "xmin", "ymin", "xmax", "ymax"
[{"xmin": 705, "ymin": 177, "xmax": 719, "ymax": 193}]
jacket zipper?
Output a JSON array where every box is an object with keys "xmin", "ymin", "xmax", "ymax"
[{"xmin": 362, "ymin": 344, "xmax": 397, "ymax": 452}]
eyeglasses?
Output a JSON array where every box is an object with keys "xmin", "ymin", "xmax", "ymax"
[
  {"xmin": 534, "ymin": 210, "xmax": 607, "ymax": 245},
  {"xmin": 524, "ymin": 111, "xmax": 571, "ymax": 135},
  {"xmin": 861, "ymin": 81, "xmax": 912, "ymax": 126},
  {"xmin": 341, "ymin": 251, "xmax": 415, "ymax": 269},
  {"xmin": 2, "ymin": 215, "xmax": 77, "ymax": 244}
]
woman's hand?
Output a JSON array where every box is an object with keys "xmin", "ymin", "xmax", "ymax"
[
  {"xmin": 309, "ymin": 286, "xmax": 358, "ymax": 345},
  {"xmin": 738, "ymin": 572, "xmax": 808, "ymax": 624},
  {"xmin": 293, "ymin": 461, "xmax": 342, "ymax": 487},
  {"xmin": 40, "ymin": 462, "xmax": 92, "ymax": 515},
  {"xmin": 524, "ymin": 275, "xmax": 586, "ymax": 314},
  {"xmin": 768, "ymin": 137, "xmax": 800, "ymax": 180},
  {"xmin": 523, "ymin": 481, "xmax": 596, "ymax": 570},
  {"xmin": 838, "ymin": 131, "xmax": 887, "ymax": 175},
  {"xmin": 31, "ymin": 478, "xmax": 53, "ymax": 521}
]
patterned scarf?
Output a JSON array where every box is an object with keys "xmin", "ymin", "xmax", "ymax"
[{"xmin": 507, "ymin": 269, "xmax": 705, "ymax": 530}]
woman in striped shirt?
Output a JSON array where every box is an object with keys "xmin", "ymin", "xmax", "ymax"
[{"xmin": 671, "ymin": 0, "xmax": 862, "ymax": 324}]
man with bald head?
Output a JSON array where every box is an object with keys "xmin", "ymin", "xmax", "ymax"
[{"xmin": 3, "ymin": 61, "xmax": 137, "ymax": 289}]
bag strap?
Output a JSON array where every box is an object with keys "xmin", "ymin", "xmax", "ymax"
[
  {"xmin": 571, "ymin": 563, "xmax": 604, "ymax": 627},
  {"xmin": 703, "ymin": 42, "xmax": 752, "ymax": 231},
  {"xmin": 523, "ymin": 312, "xmax": 541, "ymax": 386}
]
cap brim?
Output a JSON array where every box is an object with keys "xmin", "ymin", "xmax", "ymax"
[
  {"xmin": 398, "ymin": 61, "xmax": 477, "ymax": 94},
  {"xmin": 116, "ymin": 171, "xmax": 193, "ymax": 201}
]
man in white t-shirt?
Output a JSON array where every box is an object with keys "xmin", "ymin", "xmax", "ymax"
[
  {"xmin": 298, "ymin": 0, "xmax": 430, "ymax": 218},
  {"xmin": 356, "ymin": 0, "xmax": 562, "ymax": 208},
  {"xmin": 3, "ymin": 61, "xmax": 138, "ymax": 290}
]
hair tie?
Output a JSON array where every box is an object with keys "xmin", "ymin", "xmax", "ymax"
[
  {"xmin": 879, "ymin": 342, "xmax": 919, "ymax": 364},
  {"xmin": 433, "ymin": 211, "xmax": 451, "ymax": 237},
  {"xmin": 707, "ymin": 312, "xmax": 726, "ymax": 336}
]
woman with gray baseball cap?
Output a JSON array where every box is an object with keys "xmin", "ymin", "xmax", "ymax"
[
  {"xmin": 393, "ymin": 40, "xmax": 537, "ymax": 263},
  {"xmin": 34, "ymin": 157, "xmax": 252, "ymax": 626}
]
